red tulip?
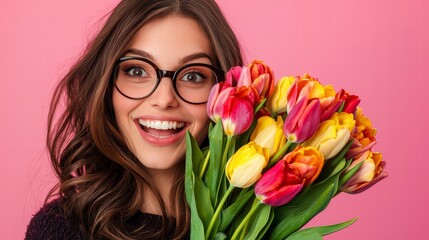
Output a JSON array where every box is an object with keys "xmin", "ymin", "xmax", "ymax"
[
  {"xmin": 255, "ymin": 160, "xmax": 303, "ymax": 207},
  {"xmin": 336, "ymin": 89, "xmax": 360, "ymax": 114}
]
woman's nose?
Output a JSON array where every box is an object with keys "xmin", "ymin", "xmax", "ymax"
[{"xmin": 147, "ymin": 77, "xmax": 179, "ymax": 109}]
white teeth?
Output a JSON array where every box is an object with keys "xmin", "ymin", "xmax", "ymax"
[{"xmin": 138, "ymin": 119, "xmax": 185, "ymax": 130}]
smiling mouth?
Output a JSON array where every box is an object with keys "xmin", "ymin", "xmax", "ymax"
[{"xmin": 138, "ymin": 119, "xmax": 186, "ymax": 138}]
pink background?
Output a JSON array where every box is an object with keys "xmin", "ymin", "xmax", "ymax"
[{"xmin": 1, "ymin": 0, "xmax": 428, "ymax": 239}]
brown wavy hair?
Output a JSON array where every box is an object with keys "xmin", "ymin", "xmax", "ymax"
[{"xmin": 46, "ymin": 0, "xmax": 243, "ymax": 239}]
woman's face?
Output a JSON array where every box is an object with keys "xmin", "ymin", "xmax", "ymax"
[{"xmin": 113, "ymin": 15, "xmax": 214, "ymax": 173}]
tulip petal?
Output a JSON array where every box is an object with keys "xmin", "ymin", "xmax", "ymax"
[
  {"xmin": 222, "ymin": 98, "xmax": 254, "ymax": 136},
  {"xmin": 286, "ymin": 99, "xmax": 320, "ymax": 142},
  {"xmin": 320, "ymin": 128, "xmax": 351, "ymax": 159},
  {"xmin": 260, "ymin": 184, "xmax": 303, "ymax": 207},
  {"xmin": 229, "ymin": 157, "xmax": 266, "ymax": 188},
  {"xmin": 255, "ymin": 160, "xmax": 286, "ymax": 194}
]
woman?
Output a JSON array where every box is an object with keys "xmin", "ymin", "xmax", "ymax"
[{"xmin": 25, "ymin": 0, "xmax": 243, "ymax": 239}]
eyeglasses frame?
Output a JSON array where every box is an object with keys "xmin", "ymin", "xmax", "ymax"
[{"xmin": 112, "ymin": 56, "xmax": 224, "ymax": 104}]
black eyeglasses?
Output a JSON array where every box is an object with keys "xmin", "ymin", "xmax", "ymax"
[{"xmin": 112, "ymin": 56, "xmax": 224, "ymax": 104}]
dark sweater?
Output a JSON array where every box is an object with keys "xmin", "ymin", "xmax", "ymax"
[{"xmin": 25, "ymin": 199, "xmax": 185, "ymax": 240}]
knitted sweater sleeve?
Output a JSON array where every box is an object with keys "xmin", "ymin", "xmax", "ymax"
[{"xmin": 25, "ymin": 199, "xmax": 81, "ymax": 240}]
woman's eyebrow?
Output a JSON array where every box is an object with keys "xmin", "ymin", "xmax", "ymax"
[
  {"xmin": 123, "ymin": 48, "xmax": 213, "ymax": 65},
  {"xmin": 180, "ymin": 52, "xmax": 213, "ymax": 65},
  {"xmin": 123, "ymin": 48, "xmax": 154, "ymax": 60}
]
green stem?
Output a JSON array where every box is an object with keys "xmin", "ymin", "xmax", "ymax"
[
  {"xmin": 239, "ymin": 219, "xmax": 250, "ymax": 240},
  {"xmin": 205, "ymin": 185, "xmax": 235, "ymax": 240},
  {"xmin": 230, "ymin": 199, "xmax": 262, "ymax": 240},
  {"xmin": 199, "ymin": 150, "xmax": 211, "ymax": 178},
  {"xmin": 267, "ymin": 141, "xmax": 292, "ymax": 168},
  {"xmin": 222, "ymin": 136, "xmax": 233, "ymax": 165}
]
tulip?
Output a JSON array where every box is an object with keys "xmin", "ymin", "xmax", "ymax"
[
  {"xmin": 286, "ymin": 146, "xmax": 325, "ymax": 186},
  {"xmin": 318, "ymin": 86, "xmax": 360, "ymax": 122},
  {"xmin": 266, "ymin": 76, "xmax": 295, "ymax": 116},
  {"xmin": 255, "ymin": 146, "xmax": 324, "ymax": 206},
  {"xmin": 225, "ymin": 142, "xmax": 270, "ymax": 188},
  {"xmin": 250, "ymin": 116, "xmax": 286, "ymax": 157},
  {"xmin": 284, "ymin": 98, "xmax": 321, "ymax": 142},
  {"xmin": 286, "ymin": 74, "xmax": 334, "ymax": 112},
  {"xmin": 286, "ymin": 74, "xmax": 339, "ymax": 123},
  {"xmin": 255, "ymin": 160, "xmax": 303, "ymax": 207},
  {"xmin": 207, "ymin": 82, "xmax": 233, "ymax": 122},
  {"xmin": 207, "ymin": 84, "xmax": 256, "ymax": 136},
  {"xmin": 303, "ymin": 112, "xmax": 356, "ymax": 159},
  {"xmin": 336, "ymin": 89, "xmax": 360, "ymax": 114},
  {"xmin": 225, "ymin": 66, "xmax": 252, "ymax": 87},
  {"xmin": 248, "ymin": 60, "xmax": 275, "ymax": 100},
  {"xmin": 341, "ymin": 151, "xmax": 387, "ymax": 194},
  {"xmin": 346, "ymin": 107, "xmax": 377, "ymax": 159}
]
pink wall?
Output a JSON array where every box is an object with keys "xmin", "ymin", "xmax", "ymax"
[{"xmin": 1, "ymin": 0, "xmax": 427, "ymax": 239}]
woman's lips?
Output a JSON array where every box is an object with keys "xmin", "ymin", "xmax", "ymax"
[{"xmin": 136, "ymin": 119, "xmax": 187, "ymax": 145}]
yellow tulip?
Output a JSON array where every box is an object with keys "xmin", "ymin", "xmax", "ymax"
[
  {"xmin": 250, "ymin": 116, "xmax": 286, "ymax": 157},
  {"xmin": 303, "ymin": 112, "xmax": 356, "ymax": 159},
  {"xmin": 225, "ymin": 142, "xmax": 270, "ymax": 188},
  {"xmin": 266, "ymin": 76, "xmax": 295, "ymax": 115}
]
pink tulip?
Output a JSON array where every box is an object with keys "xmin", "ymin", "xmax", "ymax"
[
  {"xmin": 207, "ymin": 82, "xmax": 233, "ymax": 122},
  {"xmin": 225, "ymin": 66, "xmax": 252, "ymax": 87},
  {"xmin": 207, "ymin": 84, "xmax": 256, "ymax": 136},
  {"xmin": 341, "ymin": 151, "xmax": 387, "ymax": 194},
  {"xmin": 283, "ymin": 98, "xmax": 321, "ymax": 142}
]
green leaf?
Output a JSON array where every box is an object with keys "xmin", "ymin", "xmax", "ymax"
[
  {"xmin": 185, "ymin": 132, "xmax": 211, "ymax": 239},
  {"xmin": 185, "ymin": 131, "xmax": 205, "ymax": 203},
  {"xmin": 244, "ymin": 204, "xmax": 272, "ymax": 240},
  {"xmin": 195, "ymin": 174, "xmax": 215, "ymax": 228},
  {"xmin": 255, "ymin": 98, "xmax": 267, "ymax": 113},
  {"xmin": 219, "ymin": 189, "xmax": 254, "ymax": 232},
  {"xmin": 268, "ymin": 158, "xmax": 348, "ymax": 240},
  {"xmin": 256, "ymin": 206, "xmax": 274, "ymax": 240},
  {"xmin": 337, "ymin": 101, "xmax": 346, "ymax": 113},
  {"xmin": 186, "ymin": 173, "xmax": 205, "ymax": 239},
  {"xmin": 204, "ymin": 121, "xmax": 225, "ymax": 206},
  {"xmin": 338, "ymin": 160, "xmax": 364, "ymax": 189},
  {"xmin": 285, "ymin": 218, "xmax": 357, "ymax": 240}
]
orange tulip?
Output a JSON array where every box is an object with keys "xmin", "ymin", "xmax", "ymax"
[
  {"xmin": 255, "ymin": 146, "xmax": 324, "ymax": 206},
  {"xmin": 346, "ymin": 107, "xmax": 377, "ymax": 159},
  {"xmin": 248, "ymin": 60, "xmax": 275, "ymax": 100}
]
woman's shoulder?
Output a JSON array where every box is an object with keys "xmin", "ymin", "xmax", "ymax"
[{"xmin": 25, "ymin": 198, "xmax": 81, "ymax": 240}]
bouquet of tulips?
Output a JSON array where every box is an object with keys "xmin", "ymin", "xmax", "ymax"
[{"xmin": 185, "ymin": 60, "xmax": 387, "ymax": 240}]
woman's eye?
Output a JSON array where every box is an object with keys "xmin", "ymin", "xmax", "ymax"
[
  {"xmin": 126, "ymin": 67, "xmax": 147, "ymax": 77},
  {"xmin": 181, "ymin": 72, "xmax": 206, "ymax": 83}
]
